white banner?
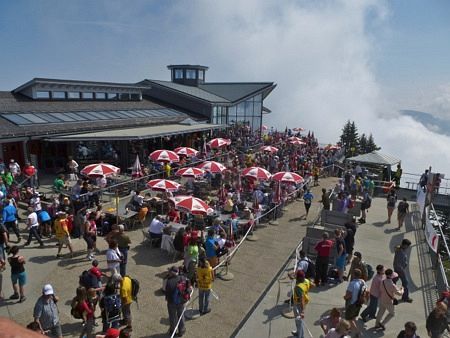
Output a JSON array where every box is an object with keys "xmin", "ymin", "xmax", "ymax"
[
  {"xmin": 416, "ymin": 187, "xmax": 426, "ymax": 217},
  {"xmin": 425, "ymin": 207, "xmax": 439, "ymax": 253}
]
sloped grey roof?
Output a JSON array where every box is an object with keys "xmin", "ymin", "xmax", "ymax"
[
  {"xmin": 149, "ymin": 80, "xmax": 229, "ymax": 103},
  {"xmin": 0, "ymin": 91, "xmax": 190, "ymax": 138},
  {"xmin": 199, "ymin": 82, "xmax": 274, "ymax": 102},
  {"xmin": 346, "ymin": 151, "xmax": 400, "ymax": 166},
  {"xmin": 0, "ymin": 92, "xmax": 165, "ymax": 113}
]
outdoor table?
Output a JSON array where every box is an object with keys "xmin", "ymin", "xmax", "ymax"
[{"xmin": 168, "ymin": 222, "xmax": 187, "ymax": 234}]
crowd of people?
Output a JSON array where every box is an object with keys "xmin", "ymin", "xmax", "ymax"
[
  {"xmin": 0, "ymin": 123, "xmax": 442, "ymax": 338},
  {"xmin": 0, "ymin": 124, "xmax": 346, "ymax": 337}
]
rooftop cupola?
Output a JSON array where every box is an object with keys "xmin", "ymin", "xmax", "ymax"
[{"xmin": 167, "ymin": 64, "xmax": 209, "ymax": 86}]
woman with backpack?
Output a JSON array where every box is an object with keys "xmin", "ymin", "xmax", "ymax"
[
  {"xmin": 72, "ymin": 286, "xmax": 94, "ymax": 338},
  {"xmin": 386, "ymin": 190, "xmax": 397, "ymax": 224}
]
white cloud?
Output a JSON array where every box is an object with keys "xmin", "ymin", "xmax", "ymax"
[{"xmin": 165, "ymin": 0, "xmax": 448, "ymax": 174}]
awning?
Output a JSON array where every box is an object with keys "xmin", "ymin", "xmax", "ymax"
[
  {"xmin": 45, "ymin": 123, "xmax": 227, "ymax": 142},
  {"xmin": 345, "ymin": 151, "xmax": 400, "ymax": 166}
]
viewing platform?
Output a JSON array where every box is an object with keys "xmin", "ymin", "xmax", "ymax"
[{"xmin": 236, "ymin": 190, "xmax": 437, "ymax": 337}]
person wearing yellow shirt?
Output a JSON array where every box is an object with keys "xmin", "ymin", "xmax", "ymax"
[
  {"xmin": 115, "ymin": 274, "xmax": 133, "ymax": 329},
  {"xmin": 197, "ymin": 257, "xmax": 214, "ymax": 315},
  {"xmin": 54, "ymin": 212, "xmax": 73, "ymax": 258},
  {"xmin": 164, "ymin": 162, "xmax": 171, "ymax": 178}
]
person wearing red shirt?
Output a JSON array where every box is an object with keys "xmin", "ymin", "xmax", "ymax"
[
  {"xmin": 314, "ymin": 232, "xmax": 334, "ymax": 286},
  {"xmin": 74, "ymin": 286, "xmax": 94, "ymax": 338},
  {"xmin": 23, "ymin": 162, "xmax": 37, "ymax": 188},
  {"xmin": 167, "ymin": 207, "xmax": 180, "ymax": 223}
]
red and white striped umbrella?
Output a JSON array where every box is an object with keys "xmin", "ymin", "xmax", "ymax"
[
  {"xmin": 260, "ymin": 145, "xmax": 279, "ymax": 154},
  {"xmin": 272, "ymin": 171, "xmax": 304, "ymax": 184},
  {"xmin": 197, "ymin": 161, "xmax": 227, "ymax": 173},
  {"xmin": 261, "ymin": 125, "xmax": 268, "ymax": 131},
  {"xmin": 146, "ymin": 179, "xmax": 181, "ymax": 192},
  {"xmin": 149, "ymin": 149, "xmax": 180, "ymax": 163},
  {"xmin": 324, "ymin": 144, "xmax": 340, "ymax": 151},
  {"xmin": 174, "ymin": 147, "xmax": 199, "ymax": 157},
  {"xmin": 173, "ymin": 196, "xmax": 211, "ymax": 215},
  {"xmin": 242, "ymin": 166, "xmax": 272, "ymax": 181},
  {"xmin": 288, "ymin": 136, "xmax": 302, "ymax": 142},
  {"xmin": 80, "ymin": 163, "xmax": 120, "ymax": 177},
  {"xmin": 207, "ymin": 138, "xmax": 231, "ymax": 149},
  {"xmin": 289, "ymin": 139, "xmax": 306, "ymax": 146},
  {"xmin": 293, "ymin": 127, "xmax": 305, "ymax": 132},
  {"xmin": 175, "ymin": 167, "xmax": 205, "ymax": 178}
]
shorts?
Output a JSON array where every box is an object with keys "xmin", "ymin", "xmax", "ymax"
[
  {"xmin": 83, "ymin": 234, "xmax": 95, "ymax": 250},
  {"xmin": 11, "ymin": 271, "xmax": 27, "ymax": 286},
  {"xmin": 207, "ymin": 256, "xmax": 219, "ymax": 268},
  {"xmin": 345, "ymin": 303, "xmax": 362, "ymax": 320},
  {"xmin": 58, "ymin": 236, "xmax": 71, "ymax": 246},
  {"xmin": 336, "ymin": 254, "xmax": 347, "ymax": 269}
]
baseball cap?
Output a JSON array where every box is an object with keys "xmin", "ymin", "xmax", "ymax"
[
  {"xmin": 169, "ymin": 266, "xmax": 179, "ymax": 274},
  {"xmin": 43, "ymin": 284, "xmax": 54, "ymax": 295},
  {"xmin": 353, "ymin": 251, "xmax": 362, "ymax": 258},
  {"xmin": 105, "ymin": 328, "xmax": 120, "ymax": 338},
  {"xmin": 296, "ymin": 270, "xmax": 305, "ymax": 279}
]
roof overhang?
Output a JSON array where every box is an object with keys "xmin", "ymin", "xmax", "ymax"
[
  {"xmin": 45, "ymin": 123, "xmax": 228, "ymax": 142},
  {"xmin": 345, "ymin": 151, "xmax": 401, "ymax": 166}
]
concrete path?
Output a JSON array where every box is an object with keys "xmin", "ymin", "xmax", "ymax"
[
  {"xmin": 0, "ymin": 177, "xmax": 337, "ymax": 338},
  {"xmin": 235, "ymin": 195, "xmax": 436, "ymax": 337}
]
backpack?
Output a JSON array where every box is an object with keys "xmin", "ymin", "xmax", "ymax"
[
  {"xmin": 365, "ymin": 263, "xmax": 374, "ymax": 280},
  {"xmin": 79, "ymin": 270, "xmax": 98, "ymax": 289},
  {"xmin": 301, "ymin": 258, "xmax": 316, "ymax": 279},
  {"xmin": 357, "ymin": 283, "xmax": 370, "ymax": 306},
  {"xmin": 127, "ymin": 276, "xmax": 140, "ymax": 303},
  {"xmin": 173, "ymin": 278, "xmax": 191, "ymax": 305},
  {"xmin": 70, "ymin": 297, "xmax": 83, "ymax": 319},
  {"xmin": 103, "ymin": 294, "xmax": 121, "ymax": 320}
]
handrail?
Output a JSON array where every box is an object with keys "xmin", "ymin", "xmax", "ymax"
[{"xmin": 430, "ymin": 204, "xmax": 450, "ymax": 259}]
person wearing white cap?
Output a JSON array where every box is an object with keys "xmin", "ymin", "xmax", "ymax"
[
  {"xmin": 33, "ymin": 284, "xmax": 62, "ymax": 338},
  {"xmin": 8, "ymin": 159, "xmax": 20, "ymax": 178}
]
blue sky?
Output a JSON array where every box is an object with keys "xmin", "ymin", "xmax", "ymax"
[{"xmin": 1, "ymin": 0, "xmax": 450, "ymax": 172}]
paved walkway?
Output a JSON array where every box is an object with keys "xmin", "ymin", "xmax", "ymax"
[
  {"xmin": 0, "ymin": 177, "xmax": 337, "ymax": 337},
  {"xmin": 235, "ymin": 195, "xmax": 436, "ymax": 337}
]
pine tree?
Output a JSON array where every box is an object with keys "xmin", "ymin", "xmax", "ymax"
[
  {"xmin": 366, "ymin": 133, "xmax": 380, "ymax": 152},
  {"xmin": 359, "ymin": 133, "xmax": 367, "ymax": 154},
  {"xmin": 340, "ymin": 120, "xmax": 352, "ymax": 156}
]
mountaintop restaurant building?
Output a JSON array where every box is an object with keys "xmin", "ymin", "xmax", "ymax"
[{"xmin": 0, "ymin": 65, "xmax": 275, "ymax": 172}]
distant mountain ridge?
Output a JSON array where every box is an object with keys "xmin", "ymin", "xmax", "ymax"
[{"xmin": 400, "ymin": 109, "xmax": 450, "ymax": 136}]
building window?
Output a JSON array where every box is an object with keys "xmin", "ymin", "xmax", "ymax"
[
  {"xmin": 198, "ymin": 70, "xmax": 204, "ymax": 81},
  {"xmin": 95, "ymin": 92, "xmax": 106, "ymax": 100},
  {"xmin": 107, "ymin": 93, "xmax": 118, "ymax": 100},
  {"xmin": 82, "ymin": 92, "xmax": 94, "ymax": 100},
  {"xmin": 174, "ymin": 69, "xmax": 183, "ymax": 79},
  {"xmin": 130, "ymin": 93, "xmax": 141, "ymax": 101},
  {"xmin": 36, "ymin": 91, "xmax": 50, "ymax": 99},
  {"xmin": 68, "ymin": 92, "xmax": 81, "ymax": 99},
  {"xmin": 186, "ymin": 69, "xmax": 196, "ymax": 79},
  {"xmin": 52, "ymin": 91, "xmax": 66, "ymax": 99},
  {"xmin": 119, "ymin": 93, "xmax": 130, "ymax": 101}
]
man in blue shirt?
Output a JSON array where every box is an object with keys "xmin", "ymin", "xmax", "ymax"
[
  {"xmin": 303, "ymin": 190, "xmax": 314, "ymax": 219},
  {"xmin": 204, "ymin": 229, "xmax": 219, "ymax": 275},
  {"xmin": 2, "ymin": 198, "xmax": 20, "ymax": 241}
]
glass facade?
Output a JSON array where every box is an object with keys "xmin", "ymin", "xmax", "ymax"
[{"xmin": 212, "ymin": 93, "xmax": 262, "ymax": 131}]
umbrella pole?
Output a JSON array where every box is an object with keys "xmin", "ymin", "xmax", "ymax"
[{"xmin": 115, "ymin": 190, "xmax": 119, "ymax": 226}]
